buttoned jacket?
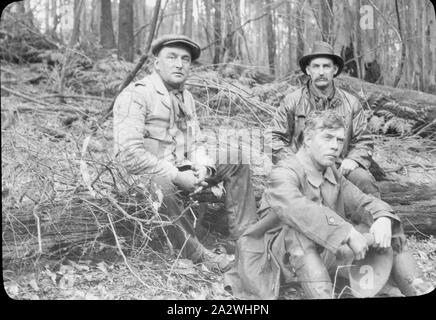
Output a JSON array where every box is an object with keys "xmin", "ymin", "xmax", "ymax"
[
  {"xmin": 226, "ymin": 153, "xmax": 400, "ymax": 300},
  {"xmin": 113, "ymin": 72, "xmax": 213, "ymax": 181}
]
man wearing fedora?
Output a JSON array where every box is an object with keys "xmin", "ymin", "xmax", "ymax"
[
  {"xmin": 113, "ymin": 35, "xmax": 257, "ymax": 271},
  {"xmin": 268, "ymin": 41, "xmax": 379, "ymax": 197}
]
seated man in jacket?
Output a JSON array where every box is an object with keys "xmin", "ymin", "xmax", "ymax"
[
  {"xmin": 113, "ymin": 35, "xmax": 257, "ymax": 271},
  {"xmin": 267, "ymin": 41, "xmax": 379, "ymax": 197},
  {"xmin": 225, "ymin": 111, "xmax": 432, "ymax": 299}
]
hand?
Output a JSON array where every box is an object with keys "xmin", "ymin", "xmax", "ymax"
[
  {"xmin": 191, "ymin": 164, "xmax": 209, "ymax": 188},
  {"xmin": 346, "ymin": 227, "xmax": 369, "ymax": 260},
  {"xmin": 370, "ymin": 217, "xmax": 392, "ymax": 249},
  {"xmin": 339, "ymin": 159, "xmax": 359, "ymax": 176},
  {"xmin": 173, "ymin": 170, "xmax": 198, "ymax": 192}
]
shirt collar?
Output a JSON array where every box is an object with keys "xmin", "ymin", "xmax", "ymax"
[{"xmin": 296, "ymin": 150, "xmax": 337, "ymax": 187}]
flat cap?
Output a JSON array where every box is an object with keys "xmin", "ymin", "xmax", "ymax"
[{"xmin": 151, "ymin": 34, "xmax": 201, "ymax": 60}]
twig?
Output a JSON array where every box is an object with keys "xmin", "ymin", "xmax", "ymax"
[
  {"xmin": 412, "ymin": 119, "xmax": 436, "ymax": 138},
  {"xmin": 404, "ymin": 217, "xmax": 431, "ymax": 239},
  {"xmin": 41, "ymin": 94, "xmax": 112, "ymax": 102},
  {"xmin": 1, "ymin": 85, "xmax": 51, "ymax": 107},
  {"xmin": 166, "ymin": 234, "xmax": 191, "ymax": 286},
  {"xmin": 106, "ymin": 211, "xmax": 152, "ymax": 290}
]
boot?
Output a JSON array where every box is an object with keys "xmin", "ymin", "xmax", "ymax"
[
  {"xmin": 198, "ymin": 248, "xmax": 234, "ymax": 273},
  {"xmin": 391, "ymin": 250, "xmax": 434, "ymax": 296},
  {"xmin": 293, "ymin": 251, "xmax": 333, "ymax": 299}
]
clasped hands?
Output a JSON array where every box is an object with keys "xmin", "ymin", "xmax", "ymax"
[
  {"xmin": 173, "ymin": 163, "xmax": 211, "ymax": 193},
  {"xmin": 346, "ymin": 216, "xmax": 392, "ymax": 260}
]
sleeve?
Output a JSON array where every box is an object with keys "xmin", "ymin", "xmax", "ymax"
[
  {"xmin": 265, "ymin": 94, "xmax": 297, "ymax": 164},
  {"xmin": 346, "ymin": 98, "xmax": 375, "ymax": 170},
  {"xmin": 341, "ymin": 176, "xmax": 401, "ymax": 227},
  {"xmin": 263, "ymin": 166, "xmax": 353, "ymax": 254},
  {"xmin": 113, "ymin": 88, "xmax": 179, "ymax": 181}
]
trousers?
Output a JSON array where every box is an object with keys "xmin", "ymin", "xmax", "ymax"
[
  {"xmin": 346, "ymin": 166, "xmax": 380, "ymax": 198},
  {"xmin": 153, "ymin": 164, "xmax": 257, "ymax": 261}
]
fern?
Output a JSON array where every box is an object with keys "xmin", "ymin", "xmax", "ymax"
[{"xmin": 383, "ymin": 117, "xmax": 414, "ymax": 136}]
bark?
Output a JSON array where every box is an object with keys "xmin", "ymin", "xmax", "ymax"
[
  {"xmin": 295, "ymin": 0, "xmax": 305, "ymax": 62},
  {"xmin": 100, "ymin": 0, "xmax": 115, "ymax": 49},
  {"xmin": 184, "ymin": 0, "xmax": 193, "ymax": 37},
  {"xmin": 286, "ymin": 0, "xmax": 292, "ymax": 72},
  {"xmin": 213, "ymin": 0, "xmax": 222, "ymax": 65},
  {"xmin": 379, "ymin": 182, "xmax": 436, "ymax": 236},
  {"xmin": 223, "ymin": 0, "xmax": 235, "ymax": 62},
  {"xmin": 334, "ymin": 74, "xmax": 436, "ymax": 124},
  {"xmin": 424, "ymin": 0, "xmax": 436, "ymax": 93},
  {"xmin": 118, "ymin": 0, "xmax": 134, "ymax": 62},
  {"xmin": 265, "ymin": 0, "xmax": 276, "ymax": 76},
  {"xmin": 320, "ymin": 0, "xmax": 333, "ymax": 44},
  {"xmin": 392, "ymin": 0, "xmax": 406, "ymax": 87},
  {"xmin": 70, "ymin": 0, "xmax": 83, "ymax": 46}
]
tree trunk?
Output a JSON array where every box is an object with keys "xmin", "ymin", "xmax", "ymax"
[
  {"xmin": 70, "ymin": 0, "xmax": 83, "ymax": 46},
  {"xmin": 353, "ymin": 0, "xmax": 363, "ymax": 79},
  {"xmin": 320, "ymin": 0, "xmax": 333, "ymax": 44},
  {"xmin": 265, "ymin": 0, "xmax": 276, "ymax": 76},
  {"xmin": 213, "ymin": 0, "xmax": 222, "ymax": 65},
  {"xmin": 51, "ymin": 0, "xmax": 58, "ymax": 33},
  {"xmin": 118, "ymin": 0, "xmax": 134, "ymax": 62},
  {"xmin": 3, "ymin": 182, "xmax": 435, "ymax": 262},
  {"xmin": 334, "ymin": 74, "xmax": 436, "ymax": 124},
  {"xmin": 296, "ymin": 0, "xmax": 305, "ymax": 62},
  {"xmin": 393, "ymin": 0, "xmax": 406, "ymax": 87},
  {"xmin": 424, "ymin": 0, "xmax": 436, "ymax": 93},
  {"xmin": 45, "ymin": 0, "xmax": 50, "ymax": 32},
  {"xmin": 286, "ymin": 0, "xmax": 293, "ymax": 72},
  {"xmin": 379, "ymin": 182, "xmax": 436, "ymax": 236},
  {"xmin": 184, "ymin": 0, "xmax": 193, "ymax": 37},
  {"xmin": 223, "ymin": 0, "xmax": 235, "ymax": 62},
  {"xmin": 100, "ymin": 0, "xmax": 115, "ymax": 49}
]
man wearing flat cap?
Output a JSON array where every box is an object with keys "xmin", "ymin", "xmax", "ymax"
[
  {"xmin": 113, "ymin": 35, "xmax": 257, "ymax": 271},
  {"xmin": 267, "ymin": 41, "xmax": 378, "ymax": 197}
]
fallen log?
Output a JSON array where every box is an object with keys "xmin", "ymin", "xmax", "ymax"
[
  {"xmin": 287, "ymin": 72, "xmax": 436, "ymax": 125},
  {"xmin": 379, "ymin": 181, "xmax": 436, "ymax": 235},
  {"xmin": 3, "ymin": 181, "xmax": 435, "ymax": 264}
]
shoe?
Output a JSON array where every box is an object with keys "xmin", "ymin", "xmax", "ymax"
[{"xmin": 200, "ymin": 248, "xmax": 235, "ymax": 273}]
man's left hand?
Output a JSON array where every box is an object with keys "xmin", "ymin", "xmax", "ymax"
[
  {"xmin": 370, "ymin": 217, "xmax": 392, "ymax": 249},
  {"xmin": 191, "ymin": 164, "xmax": 209, "ymax": 187},
  {"xmin": 339, "ymin": 159, "xmax": 359, "ymax": 176}
]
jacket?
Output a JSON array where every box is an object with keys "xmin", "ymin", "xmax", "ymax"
[
  {"xmin": 224, "ymin": 153, "xmax": 401, "ymax": 300},
  {"xmin": 267, "ymin": 81, "xmax": 374, "ymax": 169},
  {"xmin": 113, "ymin": 72, "xmax": 214, "ymax": 181}
]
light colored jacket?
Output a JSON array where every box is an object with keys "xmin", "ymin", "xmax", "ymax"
[
  {"xmin": 113, "ymin": 72, "xmax": 213, "ymax": 181},
  {"xmin": 267, "ymin": 81, "xmax": 374, "ymax": 169}
]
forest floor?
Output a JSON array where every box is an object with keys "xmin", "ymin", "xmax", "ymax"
[{"xmin": 2, "ymin": 61, "xmax": 436, "ymax": 300}]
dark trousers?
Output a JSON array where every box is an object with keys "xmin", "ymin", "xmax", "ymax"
[
  {"xmin": 346, "ymin": 167, "xmax": 380, "ymax": 198},
  {"xmin": 153, "ymin": 164, "xmax": 257, "ymax": 261}
]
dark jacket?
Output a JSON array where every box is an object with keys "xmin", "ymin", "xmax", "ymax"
[{"xmin": 267, "ymin": 81, "xmax": 374, "ymax": 169}]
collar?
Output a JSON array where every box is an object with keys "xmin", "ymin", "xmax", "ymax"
[
  {"xmin": 307, "ymin": 80, "xmax": 336, "ymax": 101},
  {"xmin": 296, "ymin": 150, "xmax": 337, "ymax": 188}
]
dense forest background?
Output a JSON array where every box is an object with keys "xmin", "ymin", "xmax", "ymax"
[{"xmin": 1, "ymin": 0, "xmax": 436, "ymax": 93}]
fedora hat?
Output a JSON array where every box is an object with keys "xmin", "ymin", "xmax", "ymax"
[
  {"xmin": 299, "ymin": 41, "xmax": 344, "ymax": 77},
  {"xmin": 151, "ymin": 34, "xmax": 201, "ymax": 60}
]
